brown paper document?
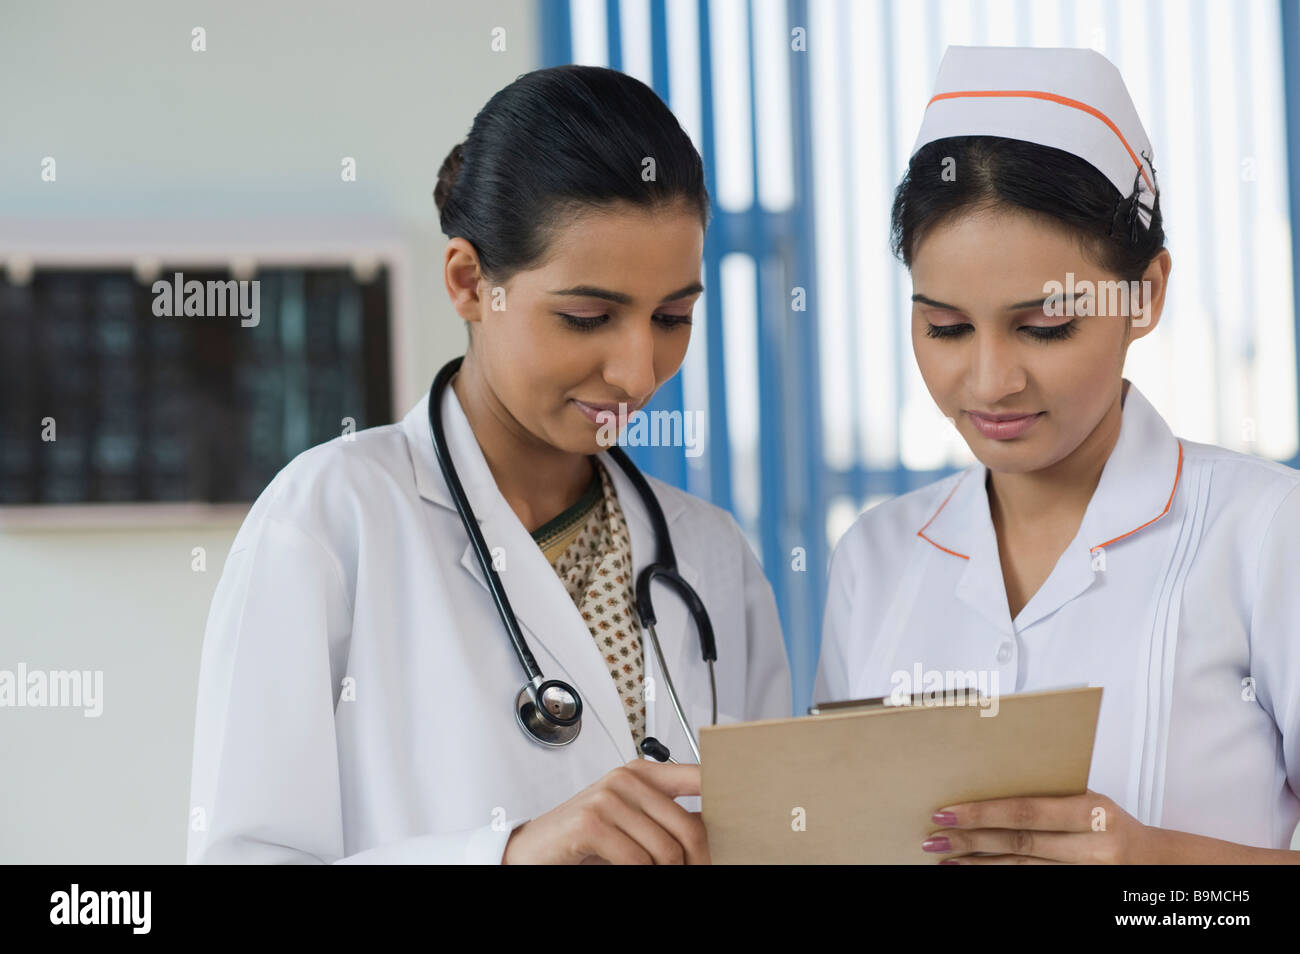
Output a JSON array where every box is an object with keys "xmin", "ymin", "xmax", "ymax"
[{"xmin": 700, "ymin": 686, "xmax": 1102, "ymax": 864}]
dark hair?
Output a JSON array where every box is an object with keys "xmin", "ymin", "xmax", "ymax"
[
  {"xmin": 434, "ymin": 65, "xmax": 710, "ymax": 281},
  {"xmin": 890, "ymin": 136, "xmax": 1164, "ymax": 282}
]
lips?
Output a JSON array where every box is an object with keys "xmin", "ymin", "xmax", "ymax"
[
  {"xmin": 571, "ymin": 398, "xmax": 641, "ymax": 426},
  {"xmin": 966, "ymin": 410, "xmax": 1044, "ymax": 440}
]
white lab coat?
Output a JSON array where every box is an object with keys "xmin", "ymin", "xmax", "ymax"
[
  {"xmin": 187, "ymin": 382, "xmax": 792, "ymax": 864},
  {"xmin": 815, "ymin": 381, "xmax": 1300, "ymax": 850}
]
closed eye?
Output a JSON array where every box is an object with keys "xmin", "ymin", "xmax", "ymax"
[
  {"xmin": 924, "ymin": 322, "xmax": 972, "ymax": 339},
  {"xmin": 558, "ymin": 312, "xmax": 607, "ymax": 331},
  {"xmin": 924, "ymin": 321, "xmax": 1078, "ymax": 341},
  {"xmin": 1021, "ymin": 320, "xmax": 1078, "ymax": 341},
  {"xmin": 558, "ymin": 312, "xmax": 693, "ymax": 332}
]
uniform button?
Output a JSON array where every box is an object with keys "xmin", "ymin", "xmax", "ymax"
[{"xmin": 996, "ymin": 641, "xmax": 1014, "ymax": 664}]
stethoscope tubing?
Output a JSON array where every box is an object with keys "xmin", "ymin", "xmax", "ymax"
[
  {"xmin": 427, "ymin": 356, "xmax": 717, "ymax": 758},
  {"xmin": 428, "ymin": 358, "xmax": 545, "ymax": 685}
]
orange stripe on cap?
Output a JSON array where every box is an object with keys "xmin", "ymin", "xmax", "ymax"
[
  {"xmin": 916, "ymin": 471, "xmax": 972, "ymax": 560},
  {"xmin": 1090, "ymin": 441, "xmax": 1183, "ymax": 553},
  {"xmin": 926, "ymin": 89, "xmax": 1155, "ymax": 194}
]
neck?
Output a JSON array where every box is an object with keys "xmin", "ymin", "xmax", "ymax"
[
  {"xmin": 985, "ymin": 383, "xmax": 1127, "ymax": 535},
  {"xmin": 450, "ymin": 353, "xmax": 595, "ymax": 533}
]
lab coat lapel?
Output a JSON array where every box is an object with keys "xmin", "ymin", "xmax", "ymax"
[
  {"xmin": 599, "ymin": 452, "xmax": 699, "ymax": 760},
  {"xmin": 1016, "ymin": 381, "xmax": 1182, "ymax": 631},
  {"xmin": 455, "ymin": 508, "xmax": 638, "ymax": 763},
  {"xmin": 929, "ymin": 468, "xmax": 1098, "ymax": 636},
  {"xmin": 920, "ymin": 467, "xmax": 1017, "ymax": 636},
  {"xmin": 1073, "ymin": 381, "xmax": 1183, "ymax": 561},
  {"xmin": 403, "ymin": 382, "xmax": 639, "ymax": 763},
  {"xmin": 1008, "ymin": 536, "xmax": 1099, "ymax": 632}
]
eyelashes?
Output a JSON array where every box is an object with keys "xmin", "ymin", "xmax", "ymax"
[
  {"xmin": 559, "ymin": 313, "xmax": 605, "ymax": 332},
  {"xmin": 924, "ymin": 323, "xmax": 970, "ymax": 340},
  {"xmin": 559, "ymin": 313, "xmax": 693, "ymax": 332},
  {"xmin": 1024, "ymin": 321, "xmax": 1079, "ymax": 341},
  {"xmin": 924, "ymin": 320, "xmax": 1079, "ymax": 342}
]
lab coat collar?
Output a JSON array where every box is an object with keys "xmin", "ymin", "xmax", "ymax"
[
  {"xmin": 400, "ymin": 381, "xmax": 690, "ymax": 527},
  {"xmin": 1073, "ymin": 381, "xmax": 1183, "ymax": 557},
  {"xmin": 400, "ymin": 377, "xmax": 699, "ymax": 761},
  {"xmin": 917, "ymin": 380, "xmax": 1183, "ymax": 632}
]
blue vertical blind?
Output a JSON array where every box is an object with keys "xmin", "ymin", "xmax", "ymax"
[
  {"xmin": 542, "ymin": 0, "xmax": 1300, "ymax": 714},
  {"xmin": 542, "ymin": 0, "xmax": 825, "ymax": 714}
]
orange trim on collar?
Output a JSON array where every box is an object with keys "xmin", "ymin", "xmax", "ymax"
[
  {"xmin": 926, "ymin": 89, "xmax": 1156, "ymax": 194},
  {"xmin": 916, "ymin": 471, "xmax": 972, "ymax": 560},
  {"xmin": 916, "ymin": 440, "xmax": 1183, "ymax": 560},
  {"xmin": 1090, "ymin": 441, "xmax": 1183, "ymax": 552}
]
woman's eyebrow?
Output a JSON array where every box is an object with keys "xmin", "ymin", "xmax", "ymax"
[
  {"xmin": 549, "ymin": 285, "xmax": 632, "ymax": 304},
  {"xmin": 548, "ymin": 281, "xmax": 704, "ymax": 305},
  {"xmin": 658, "ymin": 281, "xmax": 704, "ymax": 302},
  {"xmin": 1007, "ymin": 292, "xmax": 1089, "ymax": 311},
  {"xmin": 911, "ymin": 293, "xmax": 963, "ymax": 310},
  {"xmin": 912, "ymin": 292, "xmax": 1090, "ymax": 311}
]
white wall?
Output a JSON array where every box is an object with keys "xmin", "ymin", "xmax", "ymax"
[{"xmin": 0, "ymin": 0, "xmax": 538, "ymax": 863}]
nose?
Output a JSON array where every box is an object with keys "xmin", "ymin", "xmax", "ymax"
[
  {"xmin": 600, "ymin": 315, "xmax": 658, "ymax": 403},
  {"xmin": 968, "ymin": 327, "xmax": 1028, "ymax": 405}
]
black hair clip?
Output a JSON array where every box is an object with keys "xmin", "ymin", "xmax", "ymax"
[
  {"xmin": 1110, "ymin": 153, "xmax": 1156, "ymax": 244},
  {"xmin": 1107, "ymin": 194, "xmax": 1137, "ymax": 243},
  {"xmin": 1124, "ymin": 190, "xmax": 1142, "ymax": 245}
]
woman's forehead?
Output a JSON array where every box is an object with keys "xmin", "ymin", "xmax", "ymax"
[
  {"xmin": 913, "ymin": 208, "xmax": 1096, "ymax": 270},
  {"xmin": 517, "ymin": 205, "xmax": 704, "ymax": 296}
]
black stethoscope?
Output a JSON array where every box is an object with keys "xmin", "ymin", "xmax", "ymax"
[{"xmin": 427, "ymin": 357, "xmax": 718, "ymax": 763}]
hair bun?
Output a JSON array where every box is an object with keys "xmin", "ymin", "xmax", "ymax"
[{"xmin": 434, "ymin": 142, "xmax": 466, "ymax": 215}]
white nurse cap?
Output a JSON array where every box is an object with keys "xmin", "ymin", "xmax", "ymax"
[{"xmin": 911, "ymin": 46, "xmax": 1157, "ymax": 230}]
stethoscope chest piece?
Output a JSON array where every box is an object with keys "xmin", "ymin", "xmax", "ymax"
[{"xmin": 515, "ymin": 679, "xmax": 583, "ymax": 746}]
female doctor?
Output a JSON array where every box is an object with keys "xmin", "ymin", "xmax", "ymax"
[
  {"xmin": 187, "ymin": 65, "xmax": 791, "ymax": 865},
  {"xmin": 815, "ymin": 46, "xmax": 1300, "ymax": 863}
]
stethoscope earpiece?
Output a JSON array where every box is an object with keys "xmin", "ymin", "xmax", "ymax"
[{"xmin": 639, "ymin": 736, "xmax": 677, "ymax": 763}]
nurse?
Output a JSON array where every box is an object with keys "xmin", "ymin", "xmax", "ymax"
[
  {"xmin": 815, "ymin": 46, "xmax": 1300, "ymax": 862},
  {"xmin": 187, "ymin": 65, "xmax": 791, "ymax": 865}
]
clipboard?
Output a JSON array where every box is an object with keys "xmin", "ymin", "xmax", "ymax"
[{"xmin": 699, "ymin": 686, "xmax": 1102, "ymax": 864}]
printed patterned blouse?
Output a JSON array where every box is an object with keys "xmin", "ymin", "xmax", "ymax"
[{"xmin": 531, "ymin": 460, "xmax": 645, "ymax": 746}]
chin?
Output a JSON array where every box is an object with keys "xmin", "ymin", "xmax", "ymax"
[
  {"xmin": 963, "ymin": 433, "xmax": 1052, "ymax": 474},
  {"xmin": 975, "ymin": 454, "xmax": 1043, "ymax": 475},
  {"xmin": 975, "ymin": 438, "xmax": 1080, "ymax": 476},
  {"xmin": 562, "ymin": 425, "xmax": 613, "ymax": 456}
]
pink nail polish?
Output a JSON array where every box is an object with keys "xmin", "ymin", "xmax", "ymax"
[
  {"xmin": 921, "ymin": 836, "xmax": 950, "ymax": 852},
  {"xmin": 932, "ymin": 811, "xmax": 957, "ymax": 825}
]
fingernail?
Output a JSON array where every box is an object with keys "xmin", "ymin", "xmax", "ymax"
[
  {"xmin": 921, "ymin": 836, "xmax": 950, "ymax": 853},
  {"xmin": 931, "ymin": 811, "xmax": 957, "ymax": 825}
]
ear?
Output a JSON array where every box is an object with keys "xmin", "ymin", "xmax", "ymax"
[
  {"xmin": 1129, "ymin": 248, "xmax": 1172, "ymax": 342},
  {"xmin": 444, "ymin": 238, "xmax": 486, "ymax": 326}
]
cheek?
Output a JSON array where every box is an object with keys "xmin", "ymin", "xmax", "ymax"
[
  {"xmin": 482, "ymin": 309, "xmax": 569, "ymax": 407},
  {"xmin": 1043, "ymin": 323, "xmax": 1126, "ymax": 390},
  {"xmin": 654, "ymin": 330, "xmax": 692, "ymax": 381},
  {"xmin": 910, "ymin": 325, "xmax": 932, "ymax": 371},
  {"xmin": 911, "ymin": 332, "xmax": 964, "ymax": 390},
  {"xmin": 1031, "ymin": 335, "xmax": 1123, "ymax": 442},
  {"xmin": 490, "ymin": 322, "xmax": 538, "ymax": 386}
]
